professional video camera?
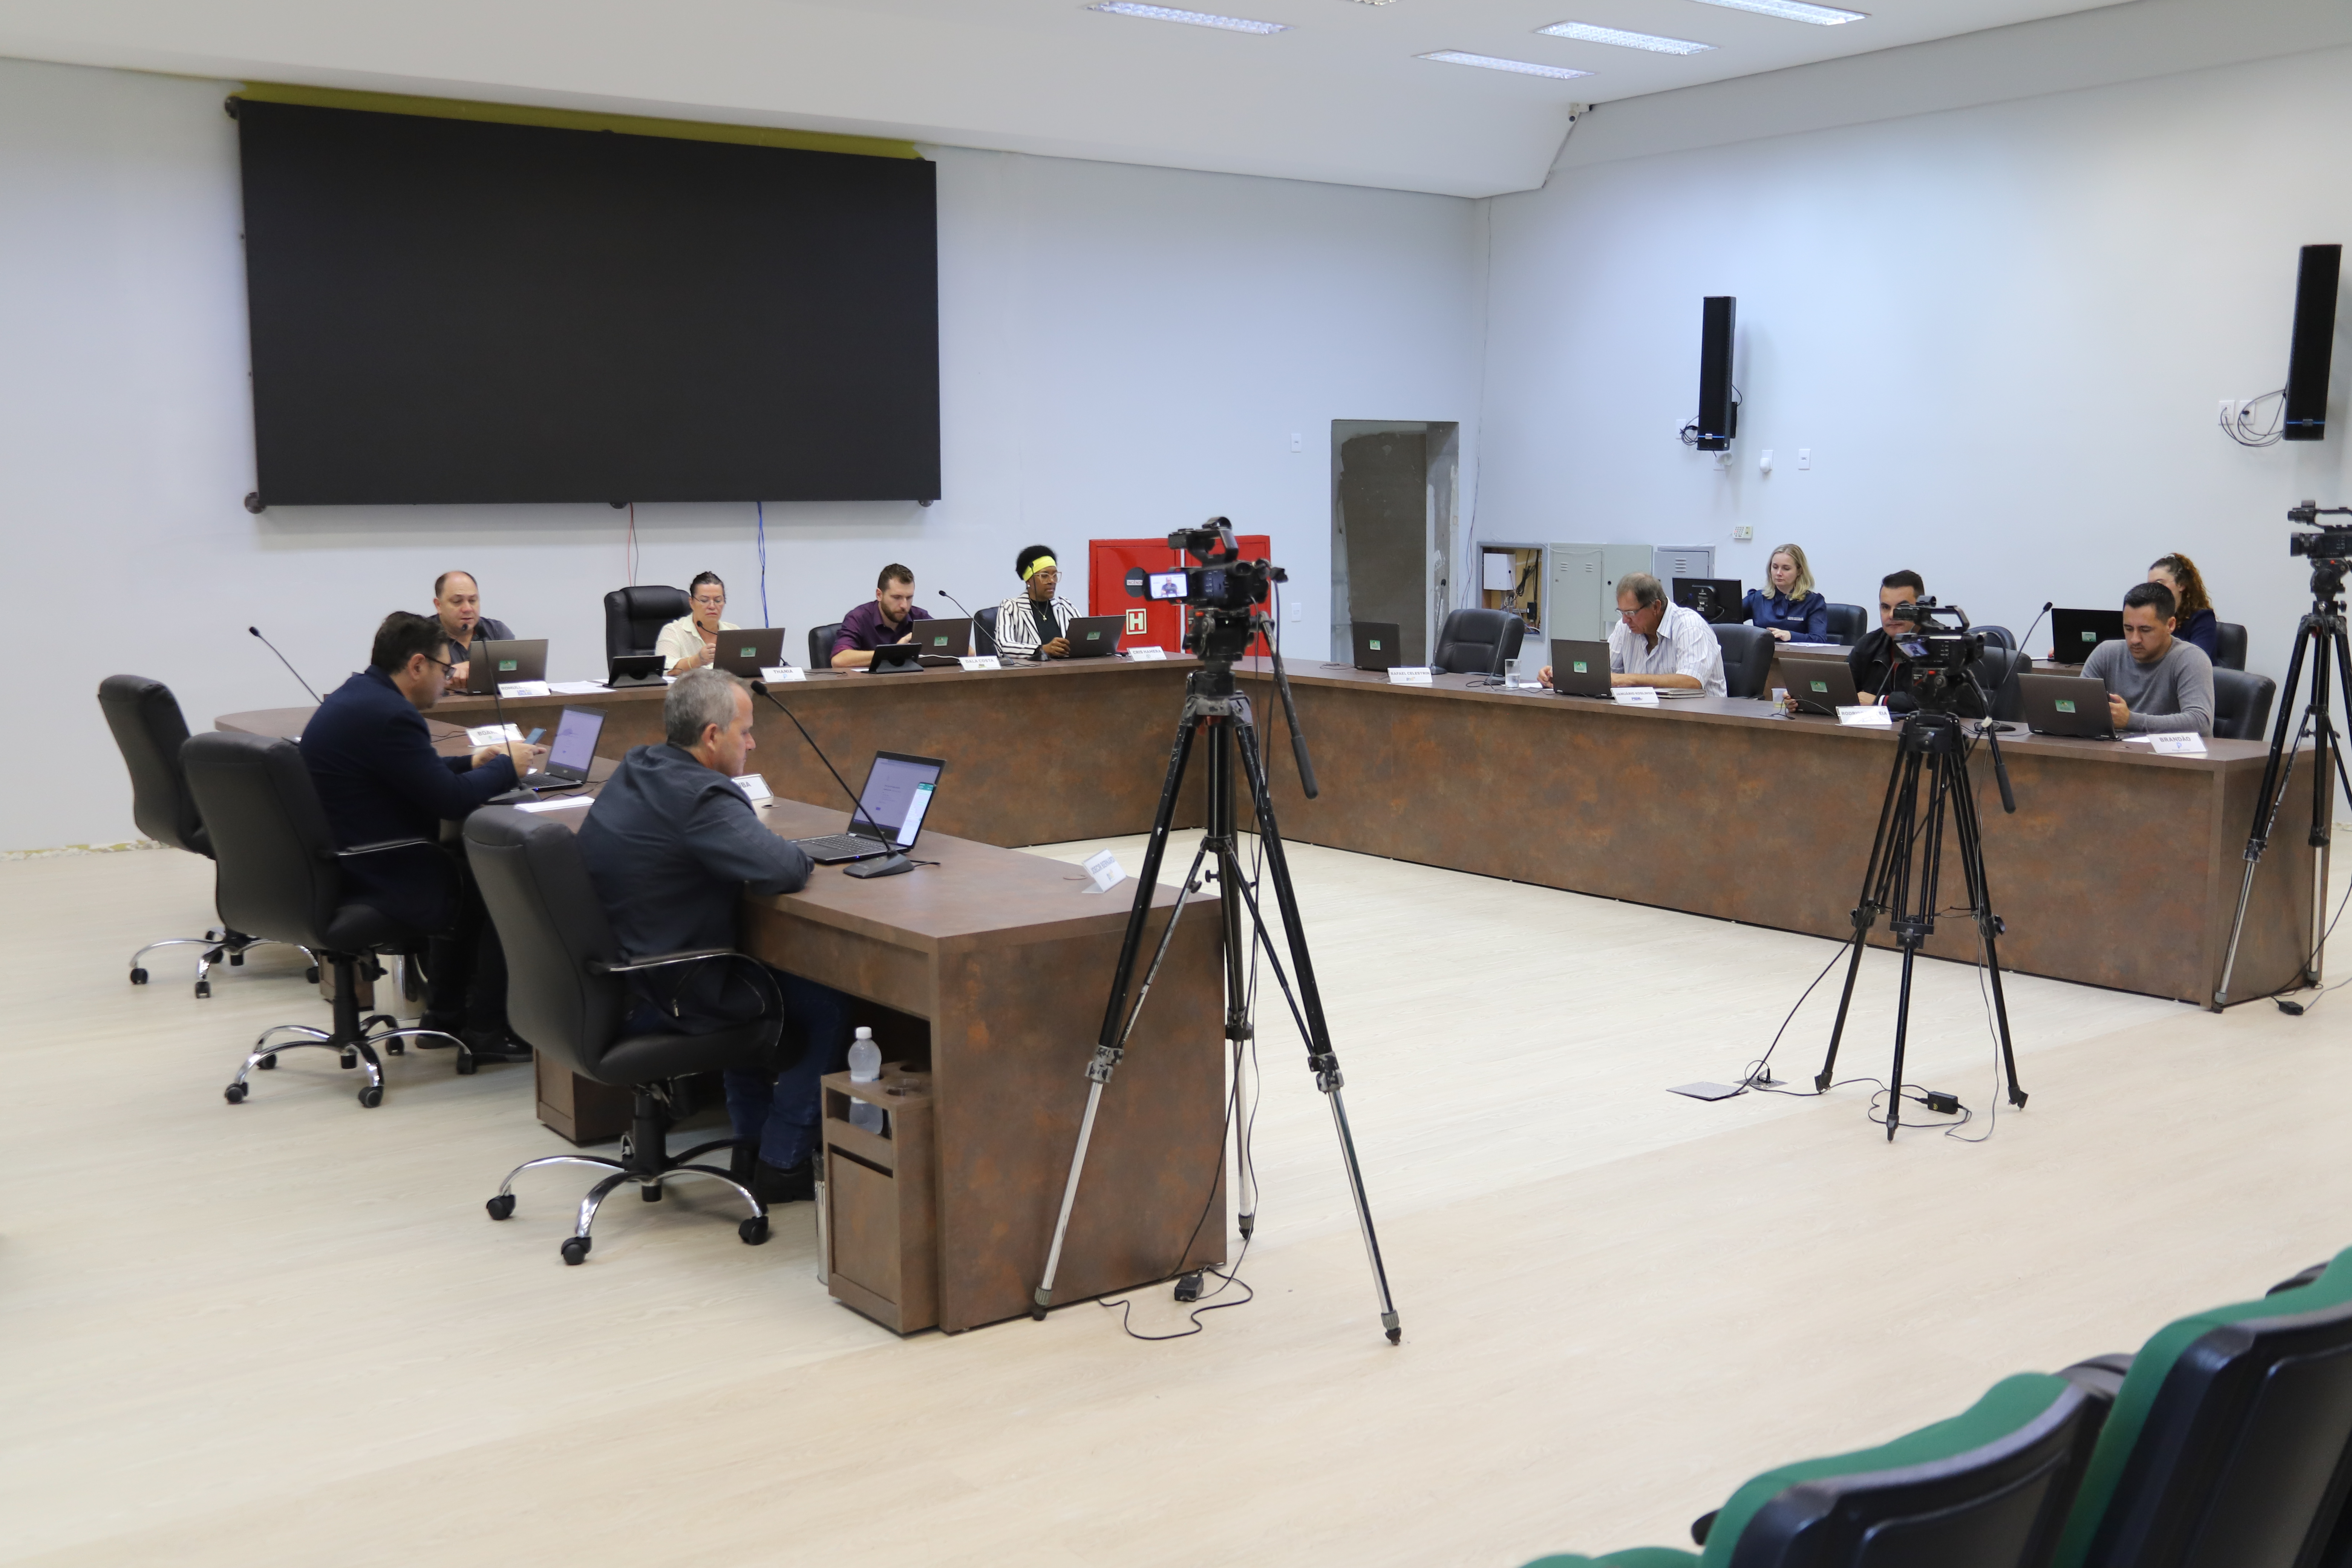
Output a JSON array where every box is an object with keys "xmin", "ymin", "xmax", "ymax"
[
  {"xmin": 1886, "ymin": 597, "xmax": 1988, "ymax": 708},
  {"xmin": 2288, "ymin": 500, "xmax": 2352, "ymax": 568},
  {"xmin": 1122, "ymin": 517, "xmax": 1288, "ymax": 662}
]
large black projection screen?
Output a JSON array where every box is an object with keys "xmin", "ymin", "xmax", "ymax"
[{"xmin": 237, "ymin": 100, "xmax": 940, "ymax": 505}]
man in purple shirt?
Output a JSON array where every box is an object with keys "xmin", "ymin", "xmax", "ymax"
[{"xmin": 829, "ymin": 563, "xmax": 934, "ymax": 668}]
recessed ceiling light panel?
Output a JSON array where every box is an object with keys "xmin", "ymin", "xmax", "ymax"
[
  {"xmin": 1087, "ymin": 2, "xmax": 1291, "ymax": 34},
  {"xmin": 1685, "ymin": 0, "xmax": 1865, "ymax": 23},
  {"xmin": 1537, "ymin": 20, "xmax": 1713, "ymax": 54},
  {"xmin": 1419, "ymin": 50, "xmax": 1594, "ymax": 81}
]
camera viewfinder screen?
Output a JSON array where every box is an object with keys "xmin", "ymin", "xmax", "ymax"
[{"xmin": 1148, "ymin": 572, "xmax": 1189, "ymax": 600}]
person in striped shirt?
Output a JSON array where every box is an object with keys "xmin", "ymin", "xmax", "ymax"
[{"xmin": 994, "ymin": 544, "xmax": 1083, "ymax": 660}]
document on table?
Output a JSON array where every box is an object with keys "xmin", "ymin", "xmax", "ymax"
[
  {"xmin": 514, "ymin": 796, "xmax": 593, "ymax": 813},
  {"xmin": 548, "ymin": 681, "xmax": 608, "ymax": 696}
]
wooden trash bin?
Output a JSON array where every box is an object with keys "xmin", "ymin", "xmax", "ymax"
[{"xmin": 821, "ymin": 1064, "xmax": 938, "ymax": 1334}]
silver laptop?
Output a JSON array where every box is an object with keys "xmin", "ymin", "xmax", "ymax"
[{"xmin": 460, "ymin": 637, "xmax": 547, "ymax": 694}]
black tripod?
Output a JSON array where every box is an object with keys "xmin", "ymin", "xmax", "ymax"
[
  {"xmin": 1029, "ymin": 630, "xmax": 1403, "ymax": 1344},
  {"xmin": 2216, "ymin": 525, "xmax": 2352, "ymax": 1009},
  {"xmin": 1815, "ymin": 707, "xmax": 2027, "ymax": 1140}
]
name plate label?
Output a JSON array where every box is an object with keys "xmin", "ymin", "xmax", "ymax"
[
  {"xmin": 1082, "ymin": 848, "xmax": 1130, "ymax": 893},
  {"xmin": 1388, "ymin": 666, "xmax": 1433, "ymax": 686},
  {"xmin": 465, "ymin": 723, "xmax": 527, "ymax": 746},
  {"xmin": 2135, "ymin": 732, "xmax": 2208, "ymax": 754},
  {"xmin": 1612, "ymin": 687, "xmax": 1659, "ymax": 706},
  {"xmin": 760, "ymin": 665, "xmax": 804, "ymax": 683},
  {"xmin": 498, "ymin": 681, "xmax": 552, "ymax": 698},
  {"xmin": 1127, "ymin": 646, "xmax": 1170, "ymax": 662},
  {"xmin": 1838, "ymin": 705, "xmax": 1893, "ymax": 727},
  {"xmin": 959, "ymin": 655, "xmax": 1003, "ymax": 672},
  {"xmin": 730, "ymin": 772, "xmax": 773, "ymax": 801}
]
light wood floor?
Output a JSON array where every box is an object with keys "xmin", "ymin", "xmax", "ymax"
[{"xmin": 3, "ymin": 836, "xmax": 2346, "ymax": 1566}]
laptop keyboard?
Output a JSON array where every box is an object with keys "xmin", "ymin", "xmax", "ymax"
[{"xmin": 793, "ymin": 833, "xmax": 891, "ymax": 860}]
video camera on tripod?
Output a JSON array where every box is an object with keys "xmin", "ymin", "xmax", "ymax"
[
  {"xmin": 1887, "ymin": 598, "xmax": 1988, "ymax": 707},
  {"xmin": 2288, "ymin": 500, "xmax": 2352, "ymax": 568},
  {"xmin": 1123, "ymin": 519, "xmax": 1287, "ymax": 662}
]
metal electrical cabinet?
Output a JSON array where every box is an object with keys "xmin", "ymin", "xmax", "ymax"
[{"xmin": 1548, "ymin": 544, "xmax": 1654, "ymax": 643}]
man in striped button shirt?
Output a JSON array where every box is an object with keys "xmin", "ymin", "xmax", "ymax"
[{"xmin": 1540, "ymin": 571, "xmax": 1726, "ymax": 696}]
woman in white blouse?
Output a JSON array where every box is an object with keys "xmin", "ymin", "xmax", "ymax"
[{"xmin": 657, "ymin": 572, "xmax": 741, "ymax": 675}]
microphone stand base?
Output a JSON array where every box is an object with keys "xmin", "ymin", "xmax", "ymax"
[{"xmin": 845, "ymin": 854, "xmax": 913, "ymax": 879}]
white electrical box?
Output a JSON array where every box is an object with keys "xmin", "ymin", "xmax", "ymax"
[{"xmin": 1550, "ymin": 543, "xmax": 1654, "ymax": 642}]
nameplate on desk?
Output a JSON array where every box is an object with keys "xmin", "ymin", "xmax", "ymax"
[
  {"xmin": 498, "ymin": 681, "xmax": 552, "ymax": 699},
  {"xmin": 1611, "ymin": 688, "xmax": 1659, "ymax": 707},
  {"xmin": 1837, "ymin": 705, "xmax": 1893, "ymax": 728},
  {"xmin": 1082, "ymin": 848, "xmax": 1130, "ymax": 893},
  {"xmin": 760, "ymin": 665, "xmax": 804, "ymax": 682},
  {"xmin": 1388, "ymin": 666, "xmax": 1434, "ymax": 686},
  {"xmin": 959, "ymin": 655, "xmax": 1002, "ymax": 672},
  {"xmin": 2130, "ymin": 732, "xmax": 2208, "ymax": 755},
  {"xmin": 731, "ymin": 772, "xmax": 773, "ymax": 801},
  {"xmin": 1127, "ymin": 646, "xmax": 1169, "ymax": 662},
  {"xmin": 514, "ymin": 796, "xmax": 592, "ymax": 813},
  {"xmin": 464, "ymin": 723, "xmax": 527, "ymax": 746}
]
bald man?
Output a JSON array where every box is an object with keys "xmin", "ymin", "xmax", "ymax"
[{"xmin": 432, "ymin": 570, "xmax": 517, "ymax": 689}]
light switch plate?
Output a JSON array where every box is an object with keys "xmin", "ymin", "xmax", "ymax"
[
  {"xmin": 1732, "ymin": 525, "xmax": 1754, "ymax": 541},
  {"xmin": 1798, "ymin": 447, "xmax": 1812, "ymax": 470}
]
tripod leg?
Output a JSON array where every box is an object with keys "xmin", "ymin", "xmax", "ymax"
[
  {"xmin": 2219, "ymin": 620, "xmax": 2318, "ymax": 1006},
  {"xmin": 2307, "ymin": 628, "xmax": 2351, "ymax": 987},
  {"xmin": 1820, "ymin": 748, "xmax": 1919, "ymax": 1091},
  {"xmin": 1951, "ymin": 753, "xmax": 2027, "ymax": 1108},
  {"xmin": 1210, "ymin": 720, "xmax": 1258, "ymax": 1239}
]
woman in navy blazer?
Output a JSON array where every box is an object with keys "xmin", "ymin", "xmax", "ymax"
[
  {"xmin": 1742, "ymin": 542, "xmax": 1829, "ymax": 643},
  {"xmin": 2148, "ymin": 553, "xmax": 2220, "ymax": 660}
]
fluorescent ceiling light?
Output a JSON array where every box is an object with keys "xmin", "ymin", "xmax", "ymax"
[
  {"xmin": 1538, "ymin": 20, "xmax": 1713, "ymax": 54},
  {"xmin": 1684, "ymin": 0, "xmax": 1866, "ymax": 23},
  {"xmin": 1087, "ymin": 2, "xmax": 1290, "ymax": 34},
  {"xmin": 1419, "ymin": 51, "xmax": 1594, "ymax": 80}
]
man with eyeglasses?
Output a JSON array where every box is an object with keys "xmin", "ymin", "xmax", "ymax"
[
  {"xmin": 1538, "ymin": 571, "xmax": 1726, "ymax": 696},
  {"xmin": 993, "ymin": 544, "xmax": 1080, "ymax": 660},
  {"xmin": 301, "ymin": 611, "xmax": 547, "ymax": 1061},
  {"xmin": 657, "ymin": 571, "xmax": 741, "ymax": 677}
]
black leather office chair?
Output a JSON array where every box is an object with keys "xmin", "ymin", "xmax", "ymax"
[
  {"xmin": 1713, "ymin": 623, "xmax": 1773, "ymax": 698},
  {"xmin": 1432, "ymin": 609, "xmax": 1525, "ymax": 676},
  {"xmin": 602, "ymin": 585, "xmax": 691, "ymax": 665},
  {"xmin": 98, "ymin": 676, "xmax": 315, "ymax": 998},
  {"xmin": 1980, "ymin": 648, "xmax": 2030, "ymax": 723},
  {"xmin": 181, "ymin": 731, "xmax": 472, "ymax": 1107},
  {"xmin": 1978, "ymin": 625, "xmax": 2018, "ymax": 651},
  {"xmin": 2214, "ymin": 621, "xmax": 2248, "ymax": 671},
  {"xmin": 975, "ymin": 605, "xmax": 1001, "ymax": 657},
  {"xmin": 464, "ymin": 807, "xmax": 775, "ymax": 1264},
  {"xmin": 1824, "ymin": 603, "xmax": 1869, "ymax": 646},
  {"xmin": 808, "ymin": 622, "xmax": 845, "ymax": 669},
  {"xmin": 2211, "ymin": 668, "xmax": 2275, "ymax": 742}
]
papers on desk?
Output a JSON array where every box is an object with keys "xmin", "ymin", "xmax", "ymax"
[
  {"xmin": 548, "ymin": 680, "xmax": 608, "ymax": 696},
  {"xmin": 1837, "ymin": 705, "xmax": 1893, "ymax": 728},
  {"xmin": 2126, "ymin": 732, "xmax": 2208, "ymax": 755},
  {"xmin": 514, "ymin": 795, "xmax": 593, "ymax": 813},
  {"xmin": 499, "ymin": 681, "xmax": 552, "ymax": 698},
  {"xmin": 464, "ymin": 723, "xmax": 528, "ymax": 746}
]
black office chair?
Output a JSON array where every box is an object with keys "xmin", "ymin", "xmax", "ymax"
[
  {"xmin": 808, "ymin": 622, "xmax": 845, "ymax": 669},
  {"xmin": 1978, "ymin": 625, "xmax": 2018, "ymax": 651},
  {"xmin": 1432, "ymin": 609, "xmax": 1526, "ymax": 676},
  {"xmin": 1979, "ymin": 648, "xmax": 2030, "ymax": 723},
  {"xmin": 1824, "ymin": 603, "xmax": 1869, "ymax": 646},
  {"xmin": 2214, "ymin": 621, "xmax": 2249, "ymax": 671},
  {"xmin": 2051, "ymin": 1244, "xmax": 2352, "ymax": 1566},
  {"xmin": 975, "ymin": 605, "xmax": 1001, "ymax": 657},
  {"xmin": 181, "ymin": 731, "xmax": 473, "ymax": 1107},
  {"xmin": 602, "ymin": 585, "xmax": 691, "ymax": 666},
  {"xmin": 98, "ymin": 675, "xmax": 315, "ymax": 998},
  {"xmin": 2211, "ymin": 668, "xmax": 2276, "ymax": 742},
  {"xmin": 463, "ymin": 806, "xmax": 775, "ymax": 1265},
  {"xmin": 1713, "ymin": 623, "xmax": 1773, "ymax": 698}
]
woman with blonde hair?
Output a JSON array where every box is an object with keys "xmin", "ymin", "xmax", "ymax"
[
  {"xmin": 2147, "ymin": 553, "xmax": 2219, "ymax": 659},
  {"xmin": 1742, "ymin": 543, "xmax": 1828, "ymax": 643}
]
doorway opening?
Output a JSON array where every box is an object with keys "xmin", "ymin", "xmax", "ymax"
[{"xmin": 1330, "ymin": 421, "xmax": 1459, "ymax": 667}]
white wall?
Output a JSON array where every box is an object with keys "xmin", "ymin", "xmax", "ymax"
[
  {"xmin": 1479, "ymin": 42, "xmax": 2352, "ymax": 706},
  {"xmin": 0, "ymin": 56, "xmax": 1481, "ymax": 850}
]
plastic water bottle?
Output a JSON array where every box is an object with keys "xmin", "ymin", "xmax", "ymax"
[{"xmin": 847, "ymin": 1027, "xmax": 886, "ymax": 1133}]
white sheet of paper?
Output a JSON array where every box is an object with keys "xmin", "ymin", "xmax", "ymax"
[
  {"xmin": 761, "ymin": 666, "xmax": 804, "ymax": 682},
  {"xmin": 731, "ymin": 772, "xmax": 773, "ymax": 801},
  {"xmin": 1388, "ymin": 666, "xmax": 1434, "ymax": 686},
  {"xmin": 1127, "ymin": 646, "xmax": 1169, "ymax": 662},
  {"xmin": 548, "ymin": 680, "xmax": 607, "ymax": 695},
  {"xmin": 959, "ymin": 655, "xmax": 1003, "ymax": 671},
  {"xmin": 1083, "ymin": 849, "xmax": 1129, "ymax": 892},
  {"xmin": 498, "ymin": 681, "xmax": 552, "ymax": 698},
  {"xmin": 514, "ymin": 796, "xmax": 593, "ymax": 813},
  {"xmin": 1612, "ymin": 687, "xmax": 1660, "ymax": 706},
  {"xmin": 1838, "ymin": 705, "xmax": 1893, "ymax": 727},
  {"xmin": 2130, "ymin": 732, "xmax": 2208, "ymax": 755},
  {"xmin": 464, "ymin": 723, "xmax": 527, "ymax": 746}
]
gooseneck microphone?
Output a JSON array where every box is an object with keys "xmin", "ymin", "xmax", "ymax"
[
  {"xmin": 1983, "ymin": 600, "xmax": 2054, "ymax": 736},
  {"xmin": 248, "ymin": 626, "xmax": 322, "ymax": 703},
  {"xmin": 936, "ymin": 589, "xmax": 986, "ymax": 658},
  {"xmin": 748, "ymin": 680, "xmax": 913, "ymax": 879}
]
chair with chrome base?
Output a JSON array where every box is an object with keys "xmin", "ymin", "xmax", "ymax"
[
  {"xmin": 1522, "ymin": 1371, "xmax": 2112, "ymax": 1568},
  {"xmin": 462, "ymin": 806, "xmax": 776, "ymax": 1266},
  {"xmin": 98, "ymin": 675, "xmax": 317, "ymax": 998},
  {"xmin": 181, "ymin": 731, "xmax": 474, "ymax": 1107}
]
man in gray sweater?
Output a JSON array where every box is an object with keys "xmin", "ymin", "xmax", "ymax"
[{"xmin": 2083, "ymin": 581, "xmax": 2214, "ymax": 736}]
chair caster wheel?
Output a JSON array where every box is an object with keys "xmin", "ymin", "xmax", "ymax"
[
  {"xmin": 641, "ymin": 1184, "xmax": 663, "ymax": 1203},
  {"xmin": 129, "ymin": 968, "xmax": 148, "ymax": 985},
  {"xmin": 305, "ymin": 966, "xmax": 320, "ymax": 984},
  {"xmin": 203, "ymin": 947, "xmax": 225, "ymax": 965},
  {"xmin": 739, "ymin": 1214, "xmax": 770, "ymax": 1246},
  {"xmin": 486, "ymin": 1194, "xmax": 516, "ymax": 1221},
  {"xmin": 224, "ymin": 1083, "xmax": 247, "ymax": 1104},
  {"xmin": 357, "ymin": 1084, "xmax": 383, "ymax": 1108},
  {"xmin": 257, "ymin": 1054, "xmax": 277, "ymax": 1070},
  {"xmin": 385, "ymin": 1040, "xmax": 404, "ymax": 1055},
  {"xmin": 229, "ymin": 951, "xmax": 246, "ymax": 967},
  {"xmin": 560, "ymin": 1237, "xmax": 591, "ymax": 1265},
  {"xmin": 339, "ymin": 1052, "xmax": 357, "ymax": 1070},
  {"xmin": 194, "ymin": 981, "xmax": 211, "ymax": 999},
  {"xmin": 454, "ymin": 1052, "xmax": 477, "ymax": 1076}
]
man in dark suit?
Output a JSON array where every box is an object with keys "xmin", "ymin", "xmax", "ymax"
[
  {"xmin": 432, "ymin": 570, "xmax": 517, "ymax": 690},
  {"xmin": 576, "ymin": 666, "xmax": 853, "ymax": 1204},
  {"xmin": 302, "ymin": 611, "xmax": 547, "ymax": 1059}
]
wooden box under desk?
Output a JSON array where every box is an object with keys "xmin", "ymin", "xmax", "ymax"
[{"xmin": 821, "ymin": 1066, "xmax": 938, "ymax": 1334}]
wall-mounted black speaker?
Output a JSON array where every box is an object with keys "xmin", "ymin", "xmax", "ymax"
[
  {"xmin": 2283, "ymin": 243, "xmax": 2340, "ymax": 442},
  {"xmin": 1696, "ymin": 295, "xmax": 1737, "ymax": 452}
]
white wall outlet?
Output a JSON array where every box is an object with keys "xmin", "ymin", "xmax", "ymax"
[
  {"xmin": 1758, "ymin": 449, "xmax": 1775, "ymax": 475},
  {"xmin": 1732, "ymin": 525, "xmax": 1754, "ymax": 542},
  {"xmin": 1797, "ymin": 448, "xmax": 1811, "ymax": 470},
  {"xmin": 1289, "ymin": 432, "xmax": 1303, "ymax": 452}
]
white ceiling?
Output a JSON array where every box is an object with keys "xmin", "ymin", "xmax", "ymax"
[{"xmin": 0, "ymin": 0, "xmax": 2139, "ymax": 195}]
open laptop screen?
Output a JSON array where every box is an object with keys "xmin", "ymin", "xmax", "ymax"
[
  {"xmin": 853, "ymin": 751, "xmax": 946, "ymax": 847},
  {"xmin": 545, "ymin": 706, "xmax": 605, "ymax": 778}
]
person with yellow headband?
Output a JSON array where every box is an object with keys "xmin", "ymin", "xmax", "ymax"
[{"xmin": 995, "ymin": 545, "xmax": 1082, "ymax": 660}]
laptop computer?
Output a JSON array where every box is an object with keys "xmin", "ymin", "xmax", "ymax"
[
  {"xmin": 912, "ymin": 618, "xmax": 972, "ymax": 665},
  {"xmin": 2018, "ymin": 672, "xmax": 2119, "ymax": 739},
  {"xmin": 1548, "ymin": 639, "xmax": 1611, "ymax": 698},
  {"xmin": 459, "ymin": 637, "xmax": 548, "ymax": 694},
  {"xmin": 1352, "ymin": 621, "xmax": 1403, "ymax": 672},
  {"xmin": 1780, "ymin": 654, "xmax": 1860, "ymax": 716},
  {"xmin": 709, "ymin": 628, "xmax": 787, "ymax": 677},
  {"xmin": 1063, "ymin": 614, "xmax": 1125, "ymax": 658},
  {"xmin": 2050, "ymin": 608, "xmax": 2125, "ymax": 663},
  {"xmin": 511, "ymin": 706, "xmax": 605, "ymax": 793},
  {"xmin": 791, "ymin": 752, "xmax": 948, "ymax": 864},
  {"xmin": 606, "ymin": 651, "xmax": 665, "ymax": 688},
  {"xmin": 1672, "ymin": 577, "xmax": 1744, "ymax": 625}
]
